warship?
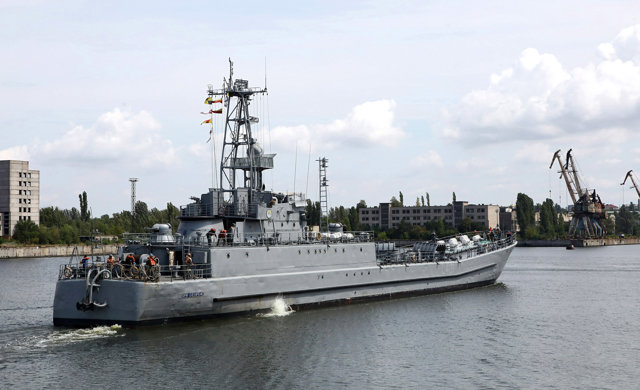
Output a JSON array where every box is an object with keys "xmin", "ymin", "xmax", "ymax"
[{"xmin": 53, "ymin": 61, "xmax": 517, "ymax": 327}]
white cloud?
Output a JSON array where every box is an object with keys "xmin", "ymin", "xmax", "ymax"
[
  {"xmin": 514, "ymin": 142, "xmax": 554, "ymax": 164},
  {"xmin": 270, "ymin": 100, "xmax": 404, "ymax": 151},
  {"xmin": 410, "ymin": 150, "xmax": 444, "ymax": 168},
  {"xmin": 443, "ymin": 25, "xmax": 640, "ymax": 144},
  {"xmin": 32, "ymin": 108, "xmax": 178, "ymax": 171},
  {"xmin": 0, "ymin": 145, "xmax": 30, "ymax": 160}
]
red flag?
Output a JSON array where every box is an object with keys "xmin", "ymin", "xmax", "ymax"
[
  {"xmin": 201, "ymin": 118, "xmax": 212, "ymax": 125},
  {"xmin": 212, "ymin": 108, "xmax": 223, "ymax": 114}
]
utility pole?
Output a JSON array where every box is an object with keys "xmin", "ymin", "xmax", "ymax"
[{"xmin": 129, "ymin": 178, "xmax": 138, "ymax": 232}]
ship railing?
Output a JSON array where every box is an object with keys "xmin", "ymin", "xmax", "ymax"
[
  {"xmin": 376, "ymin": 232, "xmax": 516, "ymax": 265},
  {"xmin": 175, "ymin": 230, "xmax": 375, "ymax": 248},
  {"xmin": 58, "ymin": 262, "xmax": 212, "ymax": 282},
  {"xmin": 121, "ymin": 232, "xmax": 152, "ymax": 244},
  {"xmin": 304, "ymin": 230, "xmax": 374, "ymax": 243}
]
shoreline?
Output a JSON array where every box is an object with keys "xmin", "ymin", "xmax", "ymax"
[
  {"xmin": 517, "ymin": 238, "xmax": 640, "ymax": 247},
  {"xmin": 0, "ymin": 244, "xmax": 120, "ymax": 259}
]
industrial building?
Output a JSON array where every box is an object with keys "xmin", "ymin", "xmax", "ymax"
[
  {"xmin": 0, "ymin": 160, "xmax": 40, "ymax": 237},
  {"xmin": 359, "ymin": 201, "xmax": 516, "ymax": 231}
]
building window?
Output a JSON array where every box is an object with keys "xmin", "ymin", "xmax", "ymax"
[
  {"xmin": 27, "ymin": 190, "xmax": 31, "ymax": 195},
  {"xmin": 19, "ymin": 199, "xmax": 22, "ymax": 204},
  {"xmin": 28, "ymin": 182, "xmax": 31, "ymax": 186},
  {"xmin": 28, "ymin": 173, "xmax": 31, "ymax": 178}
]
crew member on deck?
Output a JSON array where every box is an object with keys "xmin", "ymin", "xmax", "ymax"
[
  {"xmin": 218, "ymin": 229, "xmax": 227, "ymax": 246},
  {"xmin": 81, "ymin": 255, "xmax": 89, "ymax": 269},
  {"xmin": 206, "ymin": 228, "xmax": 216, "ymax": 246},
  {"xmin": 125, "ymin": 253, "xmax": 135, "ymax": 265}
]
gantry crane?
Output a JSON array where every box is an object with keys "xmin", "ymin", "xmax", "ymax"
[
  {"xmin": 621, "ymin": 170, "xmax": 640, "ymax": 200},
  {"xmin": 549, "ymin": 149, "xmax": 606, "ymax": 238}
]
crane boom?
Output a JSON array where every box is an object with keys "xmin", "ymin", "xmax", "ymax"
[
  {"xmin": 621, "ymin": 170, "xmax": 640, "ymax": 199},
  {"xmin": 549, "ymin": 149, "xmax": 578, "ymax": 204},
  {"xmin": 565, "ymin": 149, "xmax": 585, "ymax": 198}
]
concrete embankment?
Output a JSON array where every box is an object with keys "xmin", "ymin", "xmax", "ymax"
[
  {"xmin": 518, "ymin": 238, "xmax": 640, "ymax": 247},
  {"xmin": 0, "ymin": 244, "xmax": 120, "ymax": 259}
]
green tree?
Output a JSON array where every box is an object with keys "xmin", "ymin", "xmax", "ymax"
[
  {"xmin": 13, "ymin": 220, "xmax": 40, "ymax": 243},
  {"xmin": 79, "ymin": 191, "xmax": 90, "ymax": 222},
  {"xmin": 305, "ymin": 200, "xmax": 321, "ymax": 226},
  {"xmin": 133, "ymin": 201, "xmax": 150, "ymax": 232},
  {"xmin": 399, "ymin": 191, "xmax": 404, "ymax": 206},
  {"xmin": 615, "ymin": 205, "xmax": 636, "ymax": 235},
  {"xmin": 426, "ymin": 192, "xmax": 430, "ymax": 207},
  {"xmin": 421, "ymin": 196, "xmax": 425, "ymax": 207},
  {"xmin": 166, "ymin": 202, "xmax": 180, "ymax": 232},
  {"xmin": 415, "ymin": 197, "xmax": 420, "ymax": 207},
  {"xmin": 457, "ymin": 217, "xmax": 473, "ymax": 233},
  {"xmin": 390, "ymin": 196, "xmax": 402, "ymax": 207},
  {"xmin": 453, "ymin": 192, "xmax": 457, "ymax": 203},
  {"xmin": 515, "ymin": 193, "xmax": 536, "ymax": 238},
  {"xmin": 538, "ymin": 198, "xmax": 558, "ymax": 238},
  {"xmin": 60, "ymin": 225, "xmax": 77, "ymax": 244}
]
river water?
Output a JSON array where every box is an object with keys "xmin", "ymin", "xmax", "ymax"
[{"xmin": 1, "ymin": 246, "xmax": 639, "ymax": 389}]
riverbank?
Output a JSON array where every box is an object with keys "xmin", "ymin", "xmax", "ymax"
[
  {"xmin": 518, "ymin": 238, "xmax": 640, "ymax": 247},
  {"xmin": 0, "ymin": 244, "xmax": 120, "ymax": 259}
]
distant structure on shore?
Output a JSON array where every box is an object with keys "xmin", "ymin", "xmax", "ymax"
[
  {"xmin": 0, "ymin": 160, "xmax": 40, "ymax": 237},
  {"xmin": 359, "ymin": 201, "xmax": 516, "ymax": 231}
]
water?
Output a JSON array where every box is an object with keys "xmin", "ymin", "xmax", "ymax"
[{"xmin": 1, "ymin": 247, "xmax": 639, "ymax": 389}]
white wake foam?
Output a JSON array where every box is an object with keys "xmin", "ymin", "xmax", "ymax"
[
  {"xmin": 35, "ymin": 325, "xmax": 123, "ymax": 347},
  {"xmin": 259, "ymin": 297, "xmax": 294, "ymax": 318}
]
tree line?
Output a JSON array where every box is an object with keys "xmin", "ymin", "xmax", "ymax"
[
  {"xmin": 8, "ymin": 190, "xmax": 638, "ymax": 245},
  {"xmin": 7, "ymin": 192, "xmax": 180, "ymax": 245}
]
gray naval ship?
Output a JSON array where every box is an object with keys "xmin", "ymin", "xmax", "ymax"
[{"xmin": 53, "ymin": 62, "xmax": 517, "ymax": 327}]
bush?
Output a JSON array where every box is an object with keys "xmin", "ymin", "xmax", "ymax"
[{"xmin": 13, "ymin": 220, "xmax": 40, "ymax": 244}]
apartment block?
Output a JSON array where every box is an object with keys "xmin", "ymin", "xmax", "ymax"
[
  {"xmin": 359, "ymin": 201, "xmax": 505, "ymax": 230},
  {"xmin": 0, "ymin": 160, "xmax": 40, "ymax": 236}
]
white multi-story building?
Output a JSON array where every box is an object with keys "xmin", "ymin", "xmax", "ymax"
[
  {"xmin": 0, "ymin": 160, "xmax": 40, "ymax": 237},
  {"xmin": 359, "ymin": 201, "xmax": 505, "ymax": 230}
]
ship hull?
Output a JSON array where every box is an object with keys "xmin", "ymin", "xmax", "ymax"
[{"xmin": 53, "ymin": 242, "xmax": 515, "ymax": 327}]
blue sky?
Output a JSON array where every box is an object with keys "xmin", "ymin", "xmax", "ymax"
[{"xmin": 3, "ymin": 0, "xmax": 640, "ymax": 216}]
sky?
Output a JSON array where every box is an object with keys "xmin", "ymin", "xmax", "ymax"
[{"xmin": 3, "ymin": 0, "xmax": 640, "ymax": 216}]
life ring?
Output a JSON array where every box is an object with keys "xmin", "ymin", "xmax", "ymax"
[
  {"xmin": 128, "ymin": 265, "xmax": 139, "ymax": 278},
  {"xmin": 218, "ymin": 206, "xmax": 226, "ymax": 215},
  {"xmin": 64, "ymin": 266, "xmax": 73, "ymax": 278}
]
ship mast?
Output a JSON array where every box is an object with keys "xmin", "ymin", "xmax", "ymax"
[{"xmin": 206, "ymin": 58, "xmax": 269, "ymax": 209}]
